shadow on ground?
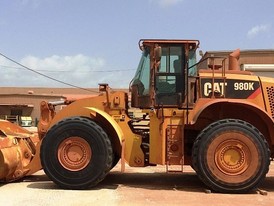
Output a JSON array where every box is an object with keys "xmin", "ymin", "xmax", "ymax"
[
  {"xmin": 102, "ymin": 172, "xmax": 206, "ymax": 192},
  {"xmin": 25, "ymin": 171, "xmax": 206, "ymax": 192},
  {"xmin": 23, "ymin": 170, "xmax": 274, "ymax": 194}
]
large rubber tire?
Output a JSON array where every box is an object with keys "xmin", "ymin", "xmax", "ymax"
[
  {"xmin": 111, "ymin": 153, "xmax": 121, "ymax": 169},
  {"xmin": 41, "ymin": 117, "xmax": 113, "ymax": 189},
  {"xmin": 192, "ymin": 119, "xmax": 270, "ymax": 193}
]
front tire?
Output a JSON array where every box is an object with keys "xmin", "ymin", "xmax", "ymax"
[
  {"xmin": 192, "ymin": 119, "xmax": 270, "ymax": 193},
  {"xmin": 41, "ymin": 117, "xmax": 113, "ymax": 189}
]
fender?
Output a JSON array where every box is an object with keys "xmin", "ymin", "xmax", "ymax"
[
  {"xmin": 39, "ymin": 95, "xmax": 124, "ymax": 142},
  {"xmin": 191, "ymin": 99, "xmax": 274, "ymax": 125},
  {"xmin": 86, "ymin": 107, "xmax": 126, "ymax": 171},
  {"xmin": 39, "ymin": 99, "xmax": 124, "ymax": 145},
  {"xmin": 85, "ymin": 107, "xmax": 125, "ymax": 144},
  {"xmin": 190, "ymin": 98, "xmax": 274, "ymax": 145}
]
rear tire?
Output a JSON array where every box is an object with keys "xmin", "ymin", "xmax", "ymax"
[
  {"xmin": 41, "ymin": 117, "xmax": 113, "ymax": 189},
  {"xmin": 192, "ymin": 119, "xmax": 270, "ymax": 193}
]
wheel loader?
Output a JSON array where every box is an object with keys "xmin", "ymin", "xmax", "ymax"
[{"xmin": 1, "ymin": 39, "xmax": 274, "ymax": 193}]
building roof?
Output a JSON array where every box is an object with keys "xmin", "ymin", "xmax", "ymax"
[
  {"xmin": 0, "ymin": 87, "xmax": 128, "ymax": 95},
  {"xmin": 0, "ymin": 87, "xmax": 99, "ymax": 95},
  {"xmin": 203, "ymin": 49, "xmax": 274, "ymax": 56},
  {"xmin": 0, "ymin": 87, "xmax": 129, "ymax": 102}
]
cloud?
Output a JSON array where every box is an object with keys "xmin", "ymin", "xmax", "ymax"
[
  {"xmin": 247, "ymin": 24, "xmax": 271, "ymax": 38},
  {"xmin": 0, "ymin": 54, "xmax": 126, "ymax": 88},
  {"xmin": 0, "ymin": 53, "xmax": 135, "ymax": 88},
  {"xmin": 150, "ymin": 0, "xmax": 184, "ymax": 8}
]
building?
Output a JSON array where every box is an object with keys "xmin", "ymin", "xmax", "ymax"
[
  {"xmin": 0, "ymin": 87, "xmax": 99, "ymax": 126},
  {"xmin": 198, "ymin": 49, "xmax": 274, "ymax": 77}
]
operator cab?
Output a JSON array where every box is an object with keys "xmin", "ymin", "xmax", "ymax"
[{"xmin": 130, "ymin": 39, "xmax": 199, "ymax": 109}]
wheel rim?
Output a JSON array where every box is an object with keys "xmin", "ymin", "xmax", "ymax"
[
  {"xmin": 206, "ymin": 132, "xmax": 259, "ymax": 184},
  {"xmin": 215, "ymin": 139, "xmax": 248, "ymax": 175},
  {"xmin": 58, "ymin": 137, "xmax": 92, "ymax": 171}
]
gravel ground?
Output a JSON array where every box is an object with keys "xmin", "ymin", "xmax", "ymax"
[{"xmin": 0, "ymin": 162, "xmax": 274, "ymax": 206}]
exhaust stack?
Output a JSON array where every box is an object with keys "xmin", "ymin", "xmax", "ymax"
[{"xmin": 229, "ymin": 49, "xmax": 240, "ymax": 70}]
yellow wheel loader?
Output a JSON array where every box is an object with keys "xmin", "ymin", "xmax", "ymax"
[{"xmin": 1, "ymin": 39, "xmax": 274, "ymax": 193}]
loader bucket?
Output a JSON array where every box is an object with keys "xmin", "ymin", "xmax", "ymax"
[
  {"xmin": 0, "ymin": 145, "xmax": 20, "ymax": 180},
  {"xmin": 0, "ymin": 120, "xmax": 39, "ymax": 182}
]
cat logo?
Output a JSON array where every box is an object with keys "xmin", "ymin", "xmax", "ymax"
[{"xmin": 203, "ymin": 82, "xmax": 227, "ymax": 97}]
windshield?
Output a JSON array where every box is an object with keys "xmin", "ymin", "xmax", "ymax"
[{"xmin": 130, "ymin": 49, "xmax": 150, "ymax": 95}]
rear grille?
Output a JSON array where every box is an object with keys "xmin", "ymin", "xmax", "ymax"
[{"xmin": 266, "ymin": 86, "xmax": 274, "ymax": 118}]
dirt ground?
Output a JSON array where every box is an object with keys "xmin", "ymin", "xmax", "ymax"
[{"xmin": 0, "ymin": 162, "xmax": 274, "ymax": 206}]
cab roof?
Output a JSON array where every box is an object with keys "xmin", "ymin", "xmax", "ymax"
[
  {"xmin": 139, "ymin": 39, "xmax": 200, "ymax": 50},
  {"xmin": 140, "ymin": 39, "xmax": 200, "ymax": 44}
]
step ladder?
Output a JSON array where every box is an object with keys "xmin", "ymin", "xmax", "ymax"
[{"xmin": 166, "ymin": 124, "xmax": 184, "ymax": 173}]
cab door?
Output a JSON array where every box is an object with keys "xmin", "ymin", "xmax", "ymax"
[{"xmin": 155, "ymin": 45, "xmax": 185, "ymax": 107}]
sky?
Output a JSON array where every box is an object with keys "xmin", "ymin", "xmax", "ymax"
[{"xmin": 0, "ymin": 0, "xmax": 274, "ymax": 89}]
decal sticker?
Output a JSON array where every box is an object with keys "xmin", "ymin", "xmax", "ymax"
[{"xmin": 201, "ymin": 78, "xmax": 261, "ymax": 99}]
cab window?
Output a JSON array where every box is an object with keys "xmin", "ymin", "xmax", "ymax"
[{"xmin": 155, "ymin": 45, "xmax": 185, "ymax": 106}]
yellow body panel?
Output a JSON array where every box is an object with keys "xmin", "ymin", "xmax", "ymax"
[
  {"xmin": 195, "ymin": 72, "xmax": 268, "ymax": 122},
  {"xmin": 149, "ymin": 109, "xmax": 163, "ymax": 164},
  {"xmin": 260, "ymin": 76, "xmax": 274, "ymax": 118},
  {"xmin": 149, "ymin": 108, "xmax": 185, "ymax": 165}
]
